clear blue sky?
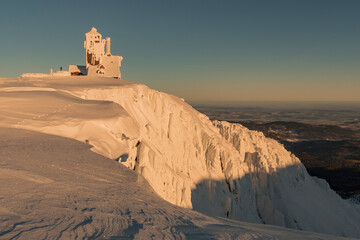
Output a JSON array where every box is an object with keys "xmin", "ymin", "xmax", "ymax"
[{"xmin": 1, "ymin": 0, "xmax": 360, "ymax": 104}]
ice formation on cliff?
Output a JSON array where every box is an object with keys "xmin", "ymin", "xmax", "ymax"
[{"xmin": 0, "ymin": 76, "xmax": 359, "ymax": 238}]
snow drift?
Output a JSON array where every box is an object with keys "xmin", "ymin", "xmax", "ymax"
[
  {"xmin": 0, "ymin": 76, "xmax": 359, "ymax": 238},
  {"xmin": 1, "ymin": 127, "xmax": 348, "ymax": 240}
]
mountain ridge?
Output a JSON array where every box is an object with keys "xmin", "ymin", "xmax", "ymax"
[{"xmin": 0, "ymin": 76, "xmax": 359, "ymax": 238}]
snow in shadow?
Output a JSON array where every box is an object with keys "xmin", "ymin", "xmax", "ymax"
[
  {"xmin": 116, "ymin": 153, "xmax": 129, "ymax": 163},
  {"xmin": 191, "ymin": 164, "xmax": 360, "ymax": 238}
]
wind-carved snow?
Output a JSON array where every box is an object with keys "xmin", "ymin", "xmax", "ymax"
[
  {"xmin": 0, "ymin": 76, "xmax": 359, "ymax": 238},
  {"xmin": 3, "ymin": 128, "xmax": 350, "ymax": 240}
]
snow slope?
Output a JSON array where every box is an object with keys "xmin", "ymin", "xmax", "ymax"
[
  {"xmin": 0, "ymin": 76, "xmax": 359, "ymax": 238},
  {"xmin": 1, "ymin": 127, "xmax": 352, "ymax": 240}
]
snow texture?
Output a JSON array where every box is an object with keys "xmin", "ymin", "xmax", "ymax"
[
  {"xmin": 3, "ymin": 127, "xmax": 355, "ymax": 239},
  {"xmin": 0, "ymin": 76, "xmax": 359, "ymax": 239}
]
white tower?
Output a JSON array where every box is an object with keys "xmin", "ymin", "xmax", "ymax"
[
  {"xmin": 80, "ymin": 27, "xmax": 123, "ymax": 79},
  {"xmin": 84, "ymin": 27, "xmax": 105, "ymax": 68}
]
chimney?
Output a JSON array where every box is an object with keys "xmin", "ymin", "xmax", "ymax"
[{"xmin": 106, "ymin": 37, "xmax": 111, "ymax": 56}]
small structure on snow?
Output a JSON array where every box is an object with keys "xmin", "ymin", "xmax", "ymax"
[
  {"xmin": 22, "ymin": 27, "xmax": 123, "ymax": 79},
  {"xmin": 69, "ymin": 27, "xmax": 123, "ymax": 78}
]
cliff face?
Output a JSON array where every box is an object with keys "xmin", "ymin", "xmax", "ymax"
[{"xmin": 0, "ymin": 76, "xmax": 359, "ymax": 237}]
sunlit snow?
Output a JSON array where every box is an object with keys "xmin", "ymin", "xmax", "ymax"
[{"xmin": 0, "ymin": 76, "xmax": 359, "ymax": 239}]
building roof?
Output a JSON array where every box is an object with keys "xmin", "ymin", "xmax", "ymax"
[{"xmin": 85, "ymin": 27, "xmax": 101, "ymax": 36}]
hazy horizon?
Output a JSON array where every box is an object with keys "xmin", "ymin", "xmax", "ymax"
[
  {"xmin": 195, "ymin": 101, "xmax": 360, "ymax": 131},
  {"xmin": 192, "ymin": 100, "xmax": 360, "ymax": 109}
]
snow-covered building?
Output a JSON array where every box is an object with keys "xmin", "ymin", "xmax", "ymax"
[
  {"xmin": 69, "ymin": 27, "xmax": 123, "ymax": 78},
  {"xmin": 22, "ymin": 27, "xmax": 123, "ymax": 79}
]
